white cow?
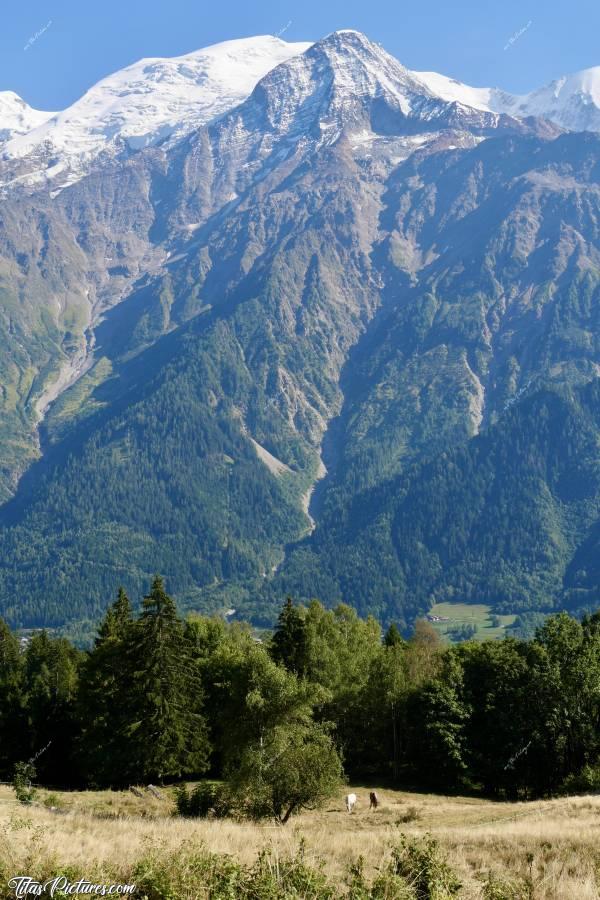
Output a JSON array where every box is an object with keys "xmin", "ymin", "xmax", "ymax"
[{"xmin": 345, "ymin": 792, "xmax": 357, "ymax": 813}]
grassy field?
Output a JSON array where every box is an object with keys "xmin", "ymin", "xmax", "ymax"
[
  {"xmin": 0, "ymin": 784, "xmax": 598, "ymax": 898},
  {"xmin": 426, "ymin": 602, "xmax": 517, "ymax": 642}
]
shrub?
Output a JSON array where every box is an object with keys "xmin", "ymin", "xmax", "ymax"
[
  {"xmin": 349, "ymin": 855, "xmax": 417, "ymax": 899},
  {"xmin": 133, "ymin": 842, "xmax": 341, "ymax": 898},
  {"xmin": 42, "ymin": 793, "xmax": 62, "ymax": 809},
  {"xmin": 481, "ymin": 872, "xmax": 531, "ymax": 899},
  {"xmin": 396, "ymin": 806, "xmax": 421, "ymax": 824},
  {"xmin": 561, "ymin": 764, "xmax": 600, "ymax": 795},
  {"xmin": 389, "ymin": 835, "xmax": 461, "ymax": 899},
  {"xmin": 248, "ymin": 844, "xmax": 337, "ymax": 898},
  {"xmin": 174, "ymin": 782, "xmax": 231, "ymax": 818},
  {"xmin": 12, "ymin": 762, "xmax": 37, "ymax": 805}
]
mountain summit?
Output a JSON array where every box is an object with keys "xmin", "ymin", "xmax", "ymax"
[
  {"xmin": 415, "ymin": 65, "xmax": 600, "ymax": 133},
  {"xmin": 2, "ymin": 31, "xmax": 600, "ymax": 196},
  {"xmin": 0, "ymin": 31, "xmax": 599, "ymax": 629},
  {"xmin": 1, "ymin": 35, "xmax": 312, "ymax": 190}
]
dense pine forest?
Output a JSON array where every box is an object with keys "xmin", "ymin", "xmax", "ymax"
[{"xmin": 2, "ymin": 578, "xmax": 600, "ymax": 809}]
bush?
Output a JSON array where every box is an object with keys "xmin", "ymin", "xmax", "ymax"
[
  {"xmin": 132, "ymin": 842, "xmax": 372, "ymax": 899},
  {"xmin": 396, "ymin": 806, "xmax": 421, "ymax": 824},
  {"xmin": 480, "ymin": 872, "xmax": 531, "ymax": 899},
  {"xmin": 389, "ymin": 835, "xmax": 461, "ymax": 899},
  {"xmin": 174, "ymin": 782, "xmax": 231, "ymax": 818},
  {"xmin": 347, "ymin": 856, "xmax": 417, "ymax": 899},
  {"xmin": 561, "ymin": 764, "xmax": 600, "ymax": 795},
  {"xmin": 12, "ymin": 762, "xmax": 37, "ymax": 805}
]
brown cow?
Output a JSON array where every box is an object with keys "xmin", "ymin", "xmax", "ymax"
[{"xmin": 369, "ymin": 791, "xmax": 379, "ymax": 810}]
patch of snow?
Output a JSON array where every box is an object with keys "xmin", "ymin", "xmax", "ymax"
[
  {"xmin": 412, "ymin": 71, "xmax": 496, "ymax": 112},
  {"xmin": 0, "ymin": 91, "xmax": 55, "ymax": 143}
]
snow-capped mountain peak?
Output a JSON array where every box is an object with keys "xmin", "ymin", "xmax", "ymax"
[
  {"xmin": 1, "ymin": 35, "xmax": 312, "ymax": 188},
  {"xmin": 2, "ymin": 29, "xmax": 600, "ymax": 197},
  {"xmin": 0, "ymin": 91, "xmax": 55, "ymax": 143},
  {"xmin": 413, "ymin": 65, "xmax": 600, "ymax": 133},
  {"xmin": 246, "ymin": 29, "xmax": 450, "ymax": 138},
  {"xmin": 500, "ymin": 66, "xmax": 600, "ymax": 132}
]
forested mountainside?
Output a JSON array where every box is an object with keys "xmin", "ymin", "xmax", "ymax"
[{"xmin": 0, "ymin": 31, "xmax": 599, "ymax": 628}]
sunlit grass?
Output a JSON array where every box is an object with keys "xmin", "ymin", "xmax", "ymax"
[{"xmin": 0, "ymin": 784, "xmax": 598, "ymax": 897}]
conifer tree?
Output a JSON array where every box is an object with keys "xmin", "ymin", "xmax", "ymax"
[
  {"xmin": 78, "ymin": 588, "xmax": 135, "ymax": 785},
  {"xmin": 22, "ymin": 632, "xmax": 82, "ymax": 784},
  {"xmin": 127, "ymin": 576, "xmax": 210, "ymax": 782},
  {"xmin": 384, "ymin": 623, "xmax": 405, "ymax": 648},
  {"xmin": 270, "ymin": 597, "xmax": 308, "ymax": 676},
  {"xmin": 0, "ymin": 618, "xmax": 24, "ymax": 775}
]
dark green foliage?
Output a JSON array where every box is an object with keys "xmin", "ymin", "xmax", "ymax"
[
  {"xmin": 21, "ymin": 632, "xmax": 83, "ymax": 785},
  {"xmin": 407, "ymin": 655, "xmax": 470, "ymax": 790},
  {"xmin": 0, "ymin": 590, "xmax": 599, "ymax": 801},
  {"xmin": 278, "ymin": 382, "xmax": 600, "ymax": 623},
  {"xmin": 0, "ymin": 618, "xmax": 24, "ymax": 771},
  {"xmin": 510, "ymin": 612, "xmax": 549, "ymax": 640},
  {"xmin": 78, "ymin": 588, "xmax": 135, "ymax": 785},
  {"xmin": 12, "ymin": 761, "xmax": 37, "ymax": 804},
  {"xmin": 561, "ymin": 763, "xmax": 600, "ymax": 794},
  {"xmin": 126, "ymin": 576, "xmax": 210, "ymax": 783},
  {"xmin": 79, "ymin": 579, "xmax": 212, "ymax": 787},
  {"xmin": 384, "ymin": 624, "xmax": 405, "ymax": 648},
  {"xmin": 174, "ymin": 781, "xmax": 231, "ymax": 818},
  {"xmin": 447, "ymin": 624, "xmax": 477, "ymax": 642},
  {"xmin": 270, "ymin": 598, "xmax": 309, "ymax": 676}
]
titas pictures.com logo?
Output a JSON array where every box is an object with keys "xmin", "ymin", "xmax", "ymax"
[{"xmin": 8, "ymin": 878, "xmax": 136, "ymax": 898}]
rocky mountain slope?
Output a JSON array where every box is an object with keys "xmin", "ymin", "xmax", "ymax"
[{"xmin": 0, "ymin": 31, "xmax": 599, "ymax": 628}]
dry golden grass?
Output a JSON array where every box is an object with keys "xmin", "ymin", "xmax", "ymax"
[{"xmin": 0, "ymin": 784, "xmax": 599, "ymax": 898}]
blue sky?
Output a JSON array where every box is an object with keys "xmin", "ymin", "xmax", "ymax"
[{"xmin": 3, "ymin": 0, "xmax": 599, "ymax": 110}]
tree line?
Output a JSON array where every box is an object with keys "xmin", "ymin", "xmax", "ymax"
[{"xmin": 1, "ymin": 580, "xmax": 600, "ymax": 815}]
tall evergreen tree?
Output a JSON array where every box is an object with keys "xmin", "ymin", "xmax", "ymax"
[
  {"xmin": 22, "ymin": 632, "xmax": 83, "ymax": 784},
  {"xmin": 384, "ymin": 623, "xmax": 405, "ymax": 648},
  {"xmin": 78, "ymin": 588, "xmax": 135, "ymax": 786},
  {"xmin": 0, "ymin": 618, "xmax": 24, "ymax": 776},
  {"xmin": 127, "ymin": 576, "xmax": 210, "ymax": 782},
  {"xmin": 270, "ymin": 597, "xmax": 308, "ymax": 676}
]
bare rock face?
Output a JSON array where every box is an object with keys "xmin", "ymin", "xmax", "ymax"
[{"xmin": 0, "ymin": 31, "xmax": 599, "ymax": 627}]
